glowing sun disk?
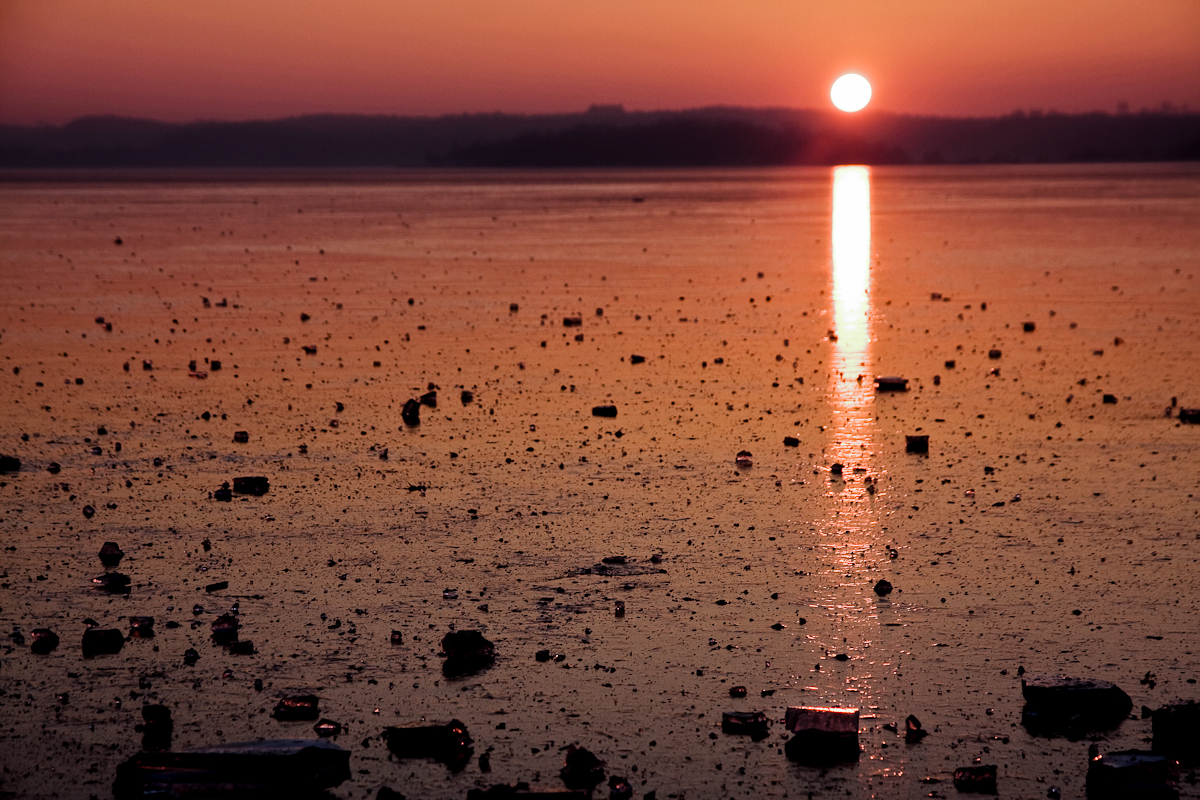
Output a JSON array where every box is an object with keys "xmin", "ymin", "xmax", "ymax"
[{"xmin": 831, "ymin": 74, "xmax": 871, "ymax": 113}]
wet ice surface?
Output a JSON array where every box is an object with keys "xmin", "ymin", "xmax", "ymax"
[{"xmin": 1, "ymin": 163, "xmax": 1199, "ymax": 798}]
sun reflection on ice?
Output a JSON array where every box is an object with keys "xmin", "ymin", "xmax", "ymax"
[{"xmin": 829, "ymin": 165, "xmax": 875, "ymax": 486}]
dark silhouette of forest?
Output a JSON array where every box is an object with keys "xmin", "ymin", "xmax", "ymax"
[{"xmin": 1, "ymin": 105, "xmax": 1197, "ymax": 170}]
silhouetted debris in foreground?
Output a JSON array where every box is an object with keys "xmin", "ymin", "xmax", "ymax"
[
  {"xmin": 1086, "ymin": 750, "xmax": 1178, "ymax": 800},
  {"xmin": 953, "ymin": 764, "xmax": 998, "ymax": 793},
  {"xmin": 402, "ymin": 399, "xmax": 421, "ymax": 426},
  {"xmin": 384, "ymin": 719, "xmax": 473, "ymax": 770},
  {"xmin": 441, "ymin": 629, "xmax": 496, "ymax": 677},
  {"xmin": 875, "ymin": 376, "xmax": 908, "ymax": 391},
  {"xmin": 1021, "ymin": 675, "xmax": 1133, "ymax": 733},
  {"xmin": 560, "ymin": 744, "xmax": 605, "ymax": 791},
  {"xmin": 272, "ymin": 695, "xmax": 320, "ymax": 721},
  {"xmin": 873, "ymin": 579, "xmax": 893, "ymax": 596},
  {"xmin": 784, "ymin": 706, "xmax": 860, "ymax": 764},
  {"xmin": 1152, "ymin": 701, "xmax": 1200, "ymax": 764},
  {"xmin": 313, "ymin": 719, "xmax": 343, "ymax": 737},
  {"xmin": 99, "ymin": 541, "xmax": 124, "ymax": 566},
  {"xmin": 93, "ymin": 573, "xmax": 131, "ymax": 594},
  {"xmin": 30, "ymin": 628, "xmax": 59, "ymax": 654},
  {"xmin": 721, "ymin": 710, "xmax": 769, "ymax": 741},
  {"xmin": 113, "ymin": 738, "xmax": 350, "ymax": 799},
  {"xmin": 137, "ymin": 704, "xmax": 173, "ymax": 752},
  {"xmin": 82, "ymin": 628, "xmax": 124, "ymax": 658},
  {"xmin": 592, "ymin": 405, "xmax": 617, "ymax": 418},
  {"xmin": 468, "ymin": 783, "xmax": 588, "ymax": 799},
  {"xmin": 0, "ymin": 455, "xmax": 20, "ymax": 473},
  {"xmin": 232, "ymin": 476, "xmax": 268, "ymax": 495},
  {"xmin": 210, "ymin": 614, "xmax": 239, "ymax": 644},
  {"xmin": 1179, "ymin": 408, "xmax": 1200, "ymax": 424},
  {"xmin": 905, "ymin": 714, "xmax": 928, "ymax": 743},
  {"xmin": 128, "ymin": 616, "xmax": 154, "ymax": 638},
  {"xmin": 906, "ymin": 435, "xmax": 929, "ymax": 454}
]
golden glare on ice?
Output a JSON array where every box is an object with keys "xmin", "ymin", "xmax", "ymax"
[{"xmin": 828, "ymin": 165, "xmax": 875, "ymax": 484}]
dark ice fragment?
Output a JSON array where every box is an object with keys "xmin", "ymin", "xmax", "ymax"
[
  {"xmin": 402, "ymin": 399, "xmax": 421, "ymax": 426},
  {"xmin": 31, "ymin": 628, "xmax": 60, "ymax": 654},
  {"xmin": 384, "ymin": 719, "xmax": 473, "ymax": 770},
  {"xmin": 1087, "ymin": 749, "xmax": 1180, "ymax": 799},
  {"xmin": 874, "ymin": 376, "xmax": 908, "ymax": 391},
  {"xmin": 953, "ymin": 764, "xmax": 998, "ymax": 793},
  {"xmin": 468, "ymin": 783, "xmax": 588, "ymax": 799},
  {"xmin": 1021, "ymin": 675, "xmax": 1133, "ymax": 733},
  {"xmin": 905, "ymin": 714, "xmax": 928, "ymax": 743},
  {"xmin": 232, "ymin": 476, "xmax": 268, "ymax": 495},
  {"xmin": 314, "ymin": 719, "xmax": 343, "ymax": 737},
  {"xmin": 441, "ymin": 629, "xmax": 495, "ymax": 677},
  {"xmin": 112, "ymin": 738, "xmax": 350, "ymax": 799},
  {"xmin": 129, "ymin": 616, "xmax": 155, "ymax": 638},
  {"xmin": 721, "ymin": 710, "xmax": 769, "ymax": 741},
  {"xmin": 94, "ymin": 572, "xmax": 131, "ymax": 593},
  {"xmin": 139, "ymin": 704, "xmax": 173, "ymax": 752},
  {"xmin": 82, "ymin": 628, "xmax": 124, "ymax": 657},
  {"xmin": 99, "ymin": 541, "xmax": 124, "ymax": 566},
  {"xmin": 906, "ymin": 435, "xmax": 929, "ymax": 454},
  {"xmin": 1152, "ymin": 701, "xmax": 1200, "ymax": 764},
  {"xmin": 560, "ymin": 744, "xmax": 605, "ymax": 791},
  {"xmin": 272, "ymin": 695, "xmax": 320, "ymax": 721},
  {"xmin": 608, "ymin": 775, "xmax": 633, "ymax": 800},
  {"xmin": 211, "ymin": 614, "xmax": 240, "ymax": 644}
]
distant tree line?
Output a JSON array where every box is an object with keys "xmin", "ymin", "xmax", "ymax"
[{"xmin": 0, "ymin": 107, "xmax": 1196, "ymax": 170}]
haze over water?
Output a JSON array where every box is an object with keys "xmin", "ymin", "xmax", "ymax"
[{"xmin": 1, "ymin": 163, "xmax": 1199, "ymax": 798}]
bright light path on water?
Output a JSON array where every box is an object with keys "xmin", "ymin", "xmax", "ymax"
[{"xmin": 829, "ymin": 165, "xmax": 875, "ymax": 489}]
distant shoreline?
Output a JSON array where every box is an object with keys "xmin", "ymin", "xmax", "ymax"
[
  {"xmin": 3, "ymin": 162, "xmax": 1199, "ymax": 186},
  {"xmin": 2, "ymin": 107, "xmax": 1197, "ymax": 169}
]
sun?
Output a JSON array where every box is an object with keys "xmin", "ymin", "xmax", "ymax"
[{"xmin": 831, "ymin": 74, "xmax": 872, "ymax": 113}]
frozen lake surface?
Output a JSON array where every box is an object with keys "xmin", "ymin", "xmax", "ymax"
[{"xmin": 1, "ymin": 163, "xmax": 1199, "ymax": 798}]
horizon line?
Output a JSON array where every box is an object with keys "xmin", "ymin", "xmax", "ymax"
[{"xmin": 4, "ymin": 102, "xmax": 1197, "ymax": 129}]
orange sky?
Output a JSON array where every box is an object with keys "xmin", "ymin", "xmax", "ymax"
[{"xmin": 1, "ymin": 0, "xmax": 1197, "ymax": 124}]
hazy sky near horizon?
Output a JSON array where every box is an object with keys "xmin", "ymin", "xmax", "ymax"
[{"xmin": 1, "ymin": 0, "xmax": 1198, "ymax": 125}]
